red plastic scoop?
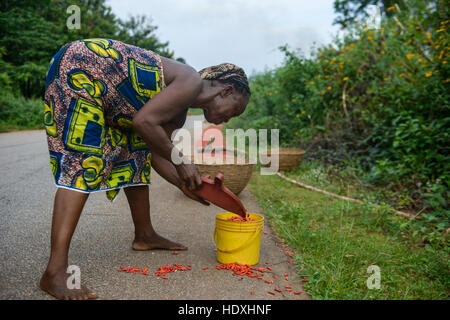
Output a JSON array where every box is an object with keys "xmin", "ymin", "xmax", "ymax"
[{"xmin": 194, "ymin": 173, "xmax": 247, "ymax": 218}]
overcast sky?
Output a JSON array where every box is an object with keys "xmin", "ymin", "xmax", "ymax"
[{"xmin": 107, "ymin": 0, "xmax": 340, "ymax": 75}]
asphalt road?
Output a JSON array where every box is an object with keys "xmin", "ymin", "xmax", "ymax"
[{"xmin": 0, "ymin": 125, "xmax": 309, "ymax": 300}]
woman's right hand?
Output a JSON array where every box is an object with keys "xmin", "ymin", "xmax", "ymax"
[
  {"xmin": 180, "ymin": 184, "xmax": 210, "ymax": 206},
  {"xmin": 175, "ymin": 162, "xmax": 203, "ymax": 191}
]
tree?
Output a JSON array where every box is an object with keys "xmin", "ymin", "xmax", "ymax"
[
  {"xmin": 333, "ymin": 0, "xmax": 402, "ymax": 26},
  {"xmin": 115, "ymin": 15, "xmax": 186, "ymax": 62},
  {"xmin": 116, "ymin": 15, "xmax": 174, "ymax": 58},
  {"xmin": 0, "ymin": 5, "xmax": 65, "ymax": 97},
  {"xmin": 0, "ymin": 0, "xmax": 184, "ymax": 98}
]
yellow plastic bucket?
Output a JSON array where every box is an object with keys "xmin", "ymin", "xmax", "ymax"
[{"xmin": 213, "ymin": 212, "xmax": 264, "ymax": 265}]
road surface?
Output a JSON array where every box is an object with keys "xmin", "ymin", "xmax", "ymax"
[{"xmin": 0, "ymin": 124, "xmax": 309, "ymax": 300}]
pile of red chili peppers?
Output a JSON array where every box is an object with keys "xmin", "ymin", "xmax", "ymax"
[
  {"xmin": 226, "ymin": 216, "xmax": 255, "ymax": 222},
  {"xmin": 117, "ymin": 233, "xmax": 306, "ymax": 296},
  {"xmin": 215, "ymin": 263, "xmax": 302, "ymax": 296},
  {"xmin": 118, "ymin": 264, "xmax": 191, "ymax": 279},
  {"xmin": 154, "ymin": 264, "xmax": 191, "ymax": 279},
  {"xmin": 215, "ymin": 263, "xmax": 268, "ymax": 278},
  {"xmin": 118, "ymin": 266, "xmax": 150, "ymax": 276}
]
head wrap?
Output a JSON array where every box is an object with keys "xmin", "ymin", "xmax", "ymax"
[{"xmin": 198, "ymin": 63, "xmax": 250, "ymax": 96}]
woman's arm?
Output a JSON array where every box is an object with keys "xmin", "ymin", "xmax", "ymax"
[
  {"xmin": 150, "ymin": 153, "xmax": 181, "ymax": 187},
  {"xmin": 151, "ymin": 153, "xmax": 209, "ymax": 206},
  {"xmin": 132, "ymin": 57, "xmax": 203, "ymax": 191}
]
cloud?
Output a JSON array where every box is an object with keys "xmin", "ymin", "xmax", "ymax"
[{"xmin": 107, "ymin": 0, "xmax": 339, "ymax": 74}]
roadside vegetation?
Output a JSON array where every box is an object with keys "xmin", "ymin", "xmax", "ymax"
[
  {"xmin": 249, "ymin": 162, "xmax": 448, "ymax": 299},
  {"xmin": 0, "ymin": 0, "xmax": 184, "ymax": 132},
  {"xmin": 227, "ymin": 0, "xmax": 449, "ymax": 299}
]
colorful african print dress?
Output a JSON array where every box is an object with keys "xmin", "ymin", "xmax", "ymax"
[{"xmin": 44, "ymin": 38, "xmax": 165, "ymax": 200}]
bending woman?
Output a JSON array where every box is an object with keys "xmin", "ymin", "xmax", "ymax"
[{"xmin": 41, "ymin": 38, "xmax": 250, "ymax": 300}]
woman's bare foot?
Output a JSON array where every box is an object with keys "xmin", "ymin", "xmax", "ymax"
[
  {"xmin": 40, "ymin": 268, "xmax": 98, "ymax": 300},
  {"xmin": 132, "ymin": 232, "xmax": 188, "ymax": 251}
]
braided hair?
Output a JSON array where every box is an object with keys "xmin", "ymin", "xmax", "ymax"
[{"xmin": 198, "ymin": 63, "xmax": 251, "ymax": 97}]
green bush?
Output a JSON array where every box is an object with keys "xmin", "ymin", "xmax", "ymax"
[
  {"xmin": 0, "ymin": 0, "xmax": 182, "ymax": 99},
  {"xmin": 228, "ymin": 0, "xmax": 449, "ymax": 214},
  {"xmin": 0, "ymin": 0, "xmax": 184, "ymax": 131},
  {"xmin": 0, "ymin": 94, "xmax": 43, "ymax": 132}
]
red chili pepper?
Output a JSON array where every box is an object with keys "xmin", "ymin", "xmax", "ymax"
[
  {"xmin": 285, "ymin": 285, "xmax": 292, "ymax": 289},
  {"xmin": 215, "ymin": 263, "xmax": 270, "ymax": 279},
  {"xmin": 302, "ymin": 279, "xmax": 308, "ymax": 283},
  {"xmin": 294, "ymin": 291, "xmax": 302, "ymax": 295},
  {"xmin": 227, "ymin": 216, "xmax": 255, "ymax": 222},
  {"xmin": 264, "ymin": 280, "xmax": 271, "ymax": 284},
  {"xmin": 120, "ymin": 266, "xmax": 142, "ymax": 274},
  {"xmin": 285, "ymin": 277, "xmax": 289, "ymax": 281},
  {"xmin": 154, "ymin": 264, "xmax": 190, "ymax": 277},
  {"xmin": 268, "ymin": 291, "xmax": 275, "ymax": 295},
  {"xmin": 202, "ymin": 267, "xmax": 209, "ymax": 270},
  {"xmin": 266, "ymin": 266, "xmax": 272, "ymax": 271},
  {"xmin": 274, "ymin": 287, "xmax": 282, "ymax": 293},
  {"xmin": 251, "ymin": 290, "xmax": 254, "ymax": 295},
  {"xmin": 273, "ymin": 276, "xmax": 277, "ymax": 279},
  {"xmin": 286, "ymin": 288, "xmax": 293, "ymax": 292}
]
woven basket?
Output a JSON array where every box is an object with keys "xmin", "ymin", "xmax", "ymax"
[
  {"xmin": 192, "ymin": 148, "xmax": 255, "ymax": 195},
  {"xmin": 261, "ymin": 148, "xmax": 305, "ymax": 171}
]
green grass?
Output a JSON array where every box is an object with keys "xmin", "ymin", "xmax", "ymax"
[
  {"xmin": 249, "ymin": 163, "xmax": 449, "ymax": 299},
  {"xmin": 0, "ymin": 94, "xmax": 43, "ymax": 132}
]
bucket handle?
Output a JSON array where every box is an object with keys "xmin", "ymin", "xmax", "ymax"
[{"xmin": 213, "ymin": 227, "xmax": 261, "ymax": 254}]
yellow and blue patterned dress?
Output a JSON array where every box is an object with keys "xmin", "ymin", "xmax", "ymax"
[{"xmin": 44, "ymin": 39, "xmax": 165, "ymax": 200}]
